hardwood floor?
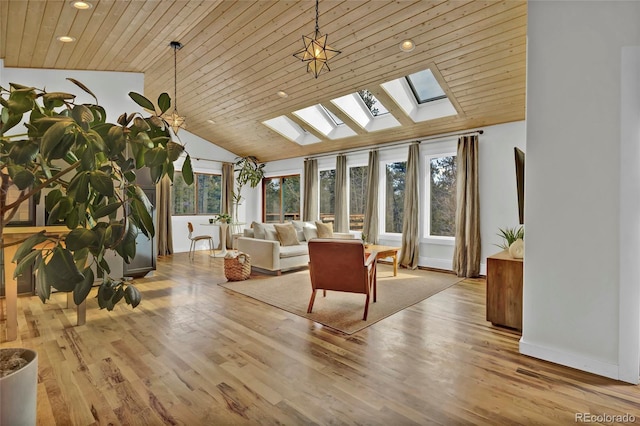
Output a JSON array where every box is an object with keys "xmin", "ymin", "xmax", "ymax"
[{"xmin": 2, "ymin": 252, "xmax": 639, "ymax": 425}]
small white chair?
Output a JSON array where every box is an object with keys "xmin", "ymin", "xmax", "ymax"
[{"xmin": 187, "ymin": 222, "xmax": 213, "ymax": 258}]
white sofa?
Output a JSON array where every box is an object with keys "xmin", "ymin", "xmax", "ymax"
[{"xmin": 237, "ymin": 221, "xmax": 354, "ymax": 275}]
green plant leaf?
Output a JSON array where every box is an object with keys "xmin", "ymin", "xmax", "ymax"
[
  {"xmin": 12, "ymin": 230, "xmax": 47, "ymax": 263},
  {"xmin": 66, "ymin": 78, "xmax": 98, "ymax": 104},
  {"xmin": 93, "ymin": 201, "xmax": 122, "ymax": 219},
  {"xmin": 47, "ymin": 196, "xmax": 73, "ymax": 224},
  {"xmin": 41, "ymin": 121, "xmax": 69, "ymax": 160},
  {"xmin": 128, "ymin": 92, "xmax": 155, "ymax": 112},
  {"xmin": 8, "ymin": 140, "xmax": 39, "ymax": 164},
  {"xmin": 65, "ymin": 228, "xmax": 97, "ymax": 251},
  {"xmin": 124, "ymin": 285, "xmax": 141, "ymax": 308},
  {"xmin": 181, "ymin": 154, "xmax": 194, "ymax": 185},
  {"xmin": 131, "ymin": 198, "xmax": 154, "ymax": 238},
  {"xmin": 89, "ymin": 170, "xmax": 114, "ymax": 197},
  {"xmin": 72, "ymin": 104, "xmax": 93, "ymax": 126},
  {"xmin": 166, "ymin": 141, "xmax": 184, "ymax": 162},
  {"xmin": 73, "ymin": 267, "xmax": 94, "ymax": 306},
  {"xmin": 35, "ymin": 264, "xmax": 51, "ymax": 303},
  {"xmin": 144, "ymin": 147, "xmax": 167, "ymax": 168},
  {"xmin": 45, "ymin": 189, "xmax": 63, "ymax": 213},
  {"xmin": 12, "ymin": 169, "xmax": 35, "ymax": 190},
  {"xmin": 158, "ymin": 93, "xmax": 171, "ymax": 115},
  {"xmin": 14, "ymin": 249, "xmax": 40, "ymax": 279},
  {"xmin": 46, "ymin": 246, "xmax": 85, "ymax": 292}
]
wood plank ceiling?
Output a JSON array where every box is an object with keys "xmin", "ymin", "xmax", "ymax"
[{"xmin": 0, "ymin": 0, "xmax": 527, "ymax": 163}]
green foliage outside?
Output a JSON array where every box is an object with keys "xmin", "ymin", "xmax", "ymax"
[
  {"xmin": 385, "ymin": 161, "xmax": 406, "ymax": 233},
  {"xmin": 430, "ymin": 156, "xmax": 456, "ymax": 237},
  {"xmin": 264, "ymin": 175, "xmax": 300, "ymax": 222},
  {"xmin": 0, "ymin": 80, "xmax": 193, "ymax": 310},
  {"xmin": 349, "ymin": 165, "xmax": 368, "ymax": 230},
  {"xmin": 358, "ymin": 90, "xmax": 379, "ymax": 116},
  {"xmin": 319, "ymin": 169, "xmax": 335, "ymax": 220}
]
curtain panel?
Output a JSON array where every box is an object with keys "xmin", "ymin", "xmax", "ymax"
[
  {"xmin": 334, "ymin": 155, "xmax": 349, "ymax": 233},
  {"xmin": 156, "ymin": 175, "xmax": 173, "ymax": 256},
  {"xmin": 362, "ymin": 150, "xmax": 379, "ymax": 244},
  {"xmin": 452, "ymin": 134, "xmax": 481, "ymax": 277},
  {"xmin": 303, "ymin": 159, "xmax": 318, "ymax": 221},
  {"xmin": 221, "ymin": 162, "xmax": 234, "ymax": 248},
  {"xmin": 399, "ymin": 143, "xmax": 420, "ymax": 269}
]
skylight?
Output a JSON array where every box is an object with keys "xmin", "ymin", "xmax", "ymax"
[
  {"xmin": 293, "ymin": 104, "xmax": 356, "ymax": 140},
  {"xmin": 381, "ymin": 67, "xmax": 457, "ymax": 123},
  {"xmin": 331, "ymin": 90, "xmax": 400, "ymax": 132},
  {"xmin": 321, "ymin": 105, "xmax": 343, "ymax": 125},
  {"xmin": 262, "ymin": 116, "xmax": 321, "ymax": 145},
  {"xmin": 405, "ymin": 69, "xmax": 446, "ymax": 103}
]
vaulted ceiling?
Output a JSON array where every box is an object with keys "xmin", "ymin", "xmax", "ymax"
[{"xmin": 0, "ymin": 0, "xmax": 527, "ymax": 162}]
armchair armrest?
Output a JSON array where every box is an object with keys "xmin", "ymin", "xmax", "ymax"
[{"xmin": 237, "ymin": 237, "xmax": 280, "ymax": 271}]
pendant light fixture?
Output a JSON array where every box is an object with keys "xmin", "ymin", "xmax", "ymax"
[
  {"xmin": 293, "ymin": 0, "xmax": 341, "ymax": 78},
  {"xmin": 166, "ymin": 41, "xmax": 186, "ymax": 134}
]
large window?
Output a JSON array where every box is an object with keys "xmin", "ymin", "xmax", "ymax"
[
  {"xmin": 384, "ymin": 161, "xmax": 406, "ymax": 233},
  {"xmin": 263, "ymin": 175, "xmax": 300, "ymax": 223},
  {"xmin": 428, "ymin": 155, "xmax": 457, "ymax": 237},
  {"xmin": 171, "ymin": 172, "xmax": 221, "ymax": 215},
  {"xmin": 319, "ymin": 169, "xmax": 335, "ymax": 223},
  {"xmin": 349, "ymin": 165, "xmax": 368, "ymax": 231}
]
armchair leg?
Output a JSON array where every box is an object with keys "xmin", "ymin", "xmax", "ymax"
[
  {"xmin": 307, "ymin": 289, "xmax": 317, "ymax": 313},
  {"xmin": 363, "ymin": 293, "xmax": 370, "ymax": 320}
]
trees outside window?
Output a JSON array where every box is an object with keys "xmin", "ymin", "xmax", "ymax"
[
  {"xmin": 263, "ymin": 175, "xmax": 300, "ymax": 223},
  {"xmin": 385, "ymin": 161, "xmax": 406, "ymax": 233},
  {"xmin": 319, "ymin": 169, "xmax": 335, "ymax": 223},
  {"xmin": 171, "ymin": 172, "xmax": 221, "ymax": 215},
  {"xmin": 429, "ymin": 155, "xmax": 456, "ymax": 237},
  {"xmin": 349, "ymin": 166, "xmax": 368, "ymax": 231}
]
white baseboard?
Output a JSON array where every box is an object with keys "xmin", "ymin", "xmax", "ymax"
[
  {"xmin": 519, "ymin": 338, "xmax": 622, "ymax": 381},
  {"xmin": 418, "ymin": 257, "xmax": 486, "ymax": 275}
]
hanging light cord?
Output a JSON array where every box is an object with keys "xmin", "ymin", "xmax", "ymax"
[
  {"xmin": 315, "ymin": 0, "xmax": 319, "ymax": 34},
  {"xmin": 173, "ymin": 44, "xmax": 178, "ymax": 112}
]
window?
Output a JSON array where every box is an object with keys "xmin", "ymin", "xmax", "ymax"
[
  {"xmin": 319, "ymin": 169, "xmax": 335, "ymax": 223},
  {"xmin": 349, "ymin": 165, "xmax": 368, "ymax": 231},
  {"xmin": 263, "ymin": 175, "xmax": 300, "ymax": 223},
  {"xmin": 428, "ymin": 155, "xmax": 457, "ymax": 237},
  {"xmin": 384, "ymin": 161, "xmax": 406, "ymax": 233},
  {"xmin": 171, "ymin": 172, "xmax": 221, "ymax": 215},
  {"xmin": 406, "ymin": 69, "xmax": 447, "ymax": 104}
]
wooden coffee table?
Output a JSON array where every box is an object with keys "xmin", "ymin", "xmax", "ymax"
[{"xmin": 364, "ymin": 244, "xmax": 400, "ymax": 276}]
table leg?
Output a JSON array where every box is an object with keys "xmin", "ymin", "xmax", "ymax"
[{"xmin": 393, "ymin": 253, "xmax": 398, "ymax": 276}]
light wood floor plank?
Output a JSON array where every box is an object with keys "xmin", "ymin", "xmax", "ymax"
[{"xmin": 2, "ymin": 252, "xmax": 639, "ymax": 425}]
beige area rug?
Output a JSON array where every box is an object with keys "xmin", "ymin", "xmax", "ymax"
[{"xmin": 219, "ymin": 264, "xmax": 462, "ymax": 334}]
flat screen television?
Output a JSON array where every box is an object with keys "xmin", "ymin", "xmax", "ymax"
[{"xmin": 514, "ymin": 147, "xmax": 525, "ymax": 224}]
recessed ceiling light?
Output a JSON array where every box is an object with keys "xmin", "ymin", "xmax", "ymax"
[
  {"xmin": 71, "ymin": 1, "xmax": 92, "ymax": 9},
  {"xmin": 207, "ymin": 119, "xmax": 215, "ymax": 124},
  {"xmin": 57, "ymin": 36, "xmax": 76, "ymax": 43},
  {"xmin": 400, "ymin": 39, "xmax": 415, "ymax": 52},
  {"xmin": 277, "ymin": 90, "xmax": 288, "ymax": 98}
]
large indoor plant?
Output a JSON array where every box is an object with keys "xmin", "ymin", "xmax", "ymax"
[
  {"xmin": 232, "ymin": 155, "xmax": 265, "ymax": 225},
  {"xmin": 0, "ymin": 80, "xmax": 194, "ymax": 415}
]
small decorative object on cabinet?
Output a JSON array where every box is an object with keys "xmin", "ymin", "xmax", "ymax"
[{"xmin": 486, "ymin": 250, "xmax": 523, "ymax": 331}]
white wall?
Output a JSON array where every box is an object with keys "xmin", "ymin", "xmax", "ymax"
[
  {"xmin": 248, "ymin": 121, "xmax": 526, "ymax": 272},
  {"xmin": 522, "ymin": 1, "xmax": 640, "ymax": 383}
]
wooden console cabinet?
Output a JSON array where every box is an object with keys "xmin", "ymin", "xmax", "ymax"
[{"xmin": 486, "ymin": 250, "xmax": 523, "ymax": 331}]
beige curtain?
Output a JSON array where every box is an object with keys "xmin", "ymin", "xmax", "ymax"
[
  {"xmin": 399, "ymin": 143, "xmax": 419, "ymax": 269},
  {"xmin": 452, "ymin": 134, "xmax": 481, "ymax": 277},
  {"xmin": 221, "ymin": 162, "xmax": 234, "ymax": 248},
  {"xmin": 303, "ymin": 159, "xmax": 318, "ymax": 221},
  {"xmin": 334, "ymin": 155, "xmax": 348, "ymax": 233},
  {"xmin": 156, "ymin": 175, "xmax": 173, "ymax": 256},
  {"xmin": 362, "ymin": 150, "xmax": 378, "ymax": 244}
]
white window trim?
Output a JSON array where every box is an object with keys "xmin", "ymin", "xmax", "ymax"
[
  {"xmin": 381, "ymin": 77, "xmax": 457, "ymax": 123},
  {"xmin": 423, "ymin": 150, "xmax": 457, "ymax": 243},
  {"xmin": 378, "ymin": 156, "xmax": 408, "ymax": 238}
]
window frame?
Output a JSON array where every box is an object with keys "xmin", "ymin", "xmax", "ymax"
[
  {"xmin": 262, "ymin": 174, "xmax": 301, "ymax": 223},
  {"xmin": 424, "ymin": 151, "xmax": 457, "ymax": 244},
  {"xmin": 171, "ymin": 171, "xmax": 222, "ymax": 216}
]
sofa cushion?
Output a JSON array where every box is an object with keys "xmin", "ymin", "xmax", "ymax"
[
  {"xmin": 303, "ymin": 223, "xmax": 318, "ymax": 241},
  {"xmin": 253, "ymin": 222, "xmax": 278, "ymax": 241},
  {"xmin": 274, "ymin": 223, "xmax": 300, "ymax": 246},
  {"xmin": 316, "ymin": 221, "xmax": 334, "ymax": 238},
  {"xmin": 243, "ymin": 228, "xmax": 255, "ymax": 238},
  {"xmin": 279, "ymin": 243, "xmax": 309, "ymax": 258},
  {"xmin": 291, "ymin": 220, "xmax": 308, "ymax": 241}
]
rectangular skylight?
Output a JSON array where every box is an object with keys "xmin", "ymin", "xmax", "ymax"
[
  {"xmin": 331, "ymin": 91, "xmax": 399, "ymax": 132},
  {"xmin": 406, "ymin": 69, "xmax": 446, "ymax": 103},
  {"xmin": 331, "ymin": 94, "xmax": 370, "ymax": 128},
  {"xmin": 321, "ymin": 105, "xmax": 343, "ymax": 125},
  {"xmin": 262, "ymin": 116, "xmax": 321, "ymax": 145},
  {"xmin": 293, "ymin": 105, "xmax": 334, "ymax": 136}
]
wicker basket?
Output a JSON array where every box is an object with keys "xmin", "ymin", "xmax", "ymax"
[{"xmin": 224, "ymin": 252, "xmax": 251, "ymax": 281}]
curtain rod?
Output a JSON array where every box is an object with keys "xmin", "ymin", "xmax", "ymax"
[{"xmin": 304, "ymin": 129, "xmax": 483, "ymax": 161}]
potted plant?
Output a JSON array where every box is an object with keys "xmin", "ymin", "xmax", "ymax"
[
  {"xmin": 0, "ymin": 80, "xmax": 193, "ymax": 424},
  {"xmin": 215, "ymin": 213, "xmax": 232, "ymax": 224},
  {"xmin": 495, "ymin": 226, "xmax": 524, "ymax": 257},
  {"xmin": 232, "ymin": 155, "xmax": 265, "ymax": 226}
]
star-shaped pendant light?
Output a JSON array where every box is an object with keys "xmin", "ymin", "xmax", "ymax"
[
  {"xmin": 165, "ymin": 41, "xmax": 186, "ymax": 134},
  {"xmin": 293, "ymin": 0, "xmax": 341, "ymax": 78}
]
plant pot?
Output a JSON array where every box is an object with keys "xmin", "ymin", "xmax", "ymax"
[{"xmin": 0, "ymin": 348, "xmax": 38, "ymax": 426}]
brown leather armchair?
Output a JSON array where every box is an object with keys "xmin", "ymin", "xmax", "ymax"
[{"xmin": 307, "ymin": 239, "xmax": 378, "ymax": 320}]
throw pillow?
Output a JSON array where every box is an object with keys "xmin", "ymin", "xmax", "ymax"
[
  {"xmin": 263, "ymin": 224, "xmax": 279, "ymax": 241},
  {"xmin": 291, "ymin": 220, "xmax": 307, "ymax": 241},
  {"xmin": 315, "ymin": 221, "xmax": 334, "ymax": 238},
  {"xmin": 274, "ymin": 223, "xmax": 300, "ymax": 246},
  {"xmin": 303, "ymin": 223, "xmax": 318, "ymax": 241},
  {"xmin": 252, "ymin": 221, "xmax": 266, "ymax": 240}
]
